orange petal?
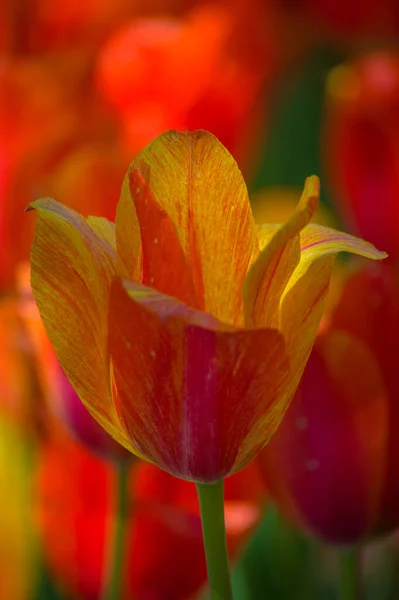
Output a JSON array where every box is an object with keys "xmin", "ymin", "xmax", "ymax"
[
  {"xmin": 108, "ymin": 278, "xmax": 289, "ymax": 482},
  {"xmin": 279, "ymin": 223, "xmax": 387, "ymax": 402},
  {"xmin": 117, "ymin": 130, "xmax": 259, "ymax": 324},
  {"xmin": 244, "ymin": 176, "xmax": 319, "ymax": 328},
  {"xmin": 29, "ymin": 199, "xmax": 133, "ymax": 452},
  {"xmin": 118, "ymin": 166, "xmax": 197, "ymax": 305}
]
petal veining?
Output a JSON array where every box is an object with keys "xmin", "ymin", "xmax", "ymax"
[{"xmin": 119, "ymin": 130, "xmax": 259, "ymax": 324}]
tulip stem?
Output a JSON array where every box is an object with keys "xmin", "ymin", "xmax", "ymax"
[
  {"xmin": 102, "ymin": 461, "xmax": 130, "ymax": 600},
  {"xmin": 340, "ymin": 548, "xmax": 361, "ymax": 600},
  {"xmin": 196, "ymin": 479, "xmax": 233, "ymax": 600}
]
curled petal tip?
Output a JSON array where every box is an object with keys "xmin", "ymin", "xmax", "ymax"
[
  {"xmin": 298, "ymin": 175, "xmax": 320, "ymax": 217},
  {"xmin": 304, "ymin": 175, "xmax": 320, "ymax": 198},
  {"xmin": 26, "ymin": 197, "xmax": 60, "ymax": 214}
]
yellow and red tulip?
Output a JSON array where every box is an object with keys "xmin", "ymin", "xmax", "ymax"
[{"xmin": 29, "ymin": 130, "xmax": 385, "ymax": 483}]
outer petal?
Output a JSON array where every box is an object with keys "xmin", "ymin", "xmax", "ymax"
[
  {"xmin": 117, "ymin": 130, "xmax": 259, "ymax": 324},
  {"xmin": 244, "ymin": 176, "xmax": 319, "ymax": 329},
  {"xmin": 108, "ymin": 278, "xmax": 289, "ymax": 482},
  {"xmin": 29, "ymin": 199, "xmax": 133, "ymax": 452},
  {"xmin": 279, "ymin": 223, "xmax": 387, "ymax": 403}
]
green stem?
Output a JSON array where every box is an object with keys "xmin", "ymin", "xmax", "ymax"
[
  {"xmin": 340, "ymin": 548, "xmax": 361, "ymax": 600},
  {"xmin": 101, "ymin": 461, "xmax": 130, "ymax": 600},
  {"xmin": 196, "ymin": 480, "xmax": 233, "ymax": 600}
]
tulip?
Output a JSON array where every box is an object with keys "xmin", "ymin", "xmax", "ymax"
[
  {"xmin": 258, "ymin": 261, "xmax": 399, "ymax": 546},
  {"xmin": 95, "ymin": 3, "xmax": 276, "ymax": 171},
  {"xmin": 29, "ymin": 129, "xmax": 384, "ymax": 597},
  {"xmin": 330, "ymin": 262, "xmax": 399, "ymax": 536},
  {"xmin": 29, "ymin": 129, "xmax": 385, "ymax": 482},
  {"xmin": 325, "ymin": 52, "xmax": 399, "ymax": 261}
]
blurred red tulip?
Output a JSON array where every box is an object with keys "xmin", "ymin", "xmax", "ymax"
[
  {"xmin": 325, "ymin": 52, "xmax": 399, "ymax": 261},
  {"xmin": 258, "ymin": 262, "xmax": 399, "ymax": 544},
  {"xmin": 35, "ymin": 436, "xmax": 265, "ymax": 600},
  {"xmin": 331, "ymin": 263, "xmax": 399, "ymax": 535},
  {"xmin": 96, "ymin": 3, "xmax": 277, "ymax": 170}
]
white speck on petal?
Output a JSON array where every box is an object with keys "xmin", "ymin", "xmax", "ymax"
[
  {"xmin": 306, "ymin": 459, "xmax": 320, "ymax": 472},
  {"xmin": 295, "ymin": 415, "xmax": 309, "ymax": 432},
  {"xmin": 150, "ymin": 350, "xmax": 156, "ymax": 358},
  {"xmin": 370, "ymin": 292, "xmax": 382, "ymax": 308},
  {"xmin": 154, "ymin": 238, "xmax": 158, "ymax": 244},
  {"xmin": 136, "ymin": 188, "xmax": 140, "ymax": 195}
]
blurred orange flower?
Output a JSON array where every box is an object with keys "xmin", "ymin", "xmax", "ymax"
[
  {"xmin": 325, "ymin": 52, "xmax": 399, "ymax": 261},
  {"xmin": 35, "ymin": 435, "xmax": 265, "ymax": 600},
  {"xmin": 29, "ymin": 130, "xmax": 385, "ymax": 482},
  {"xmin": 258, "ymin": 262, "xmax": 399, "ymax": 544},
  {"xmin": 96, "ymin": 3, "xmax": 277, "ymax": 171}
]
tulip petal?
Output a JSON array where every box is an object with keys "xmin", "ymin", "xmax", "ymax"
[
  {"xmin": 108, "ymin": 278, "xmax": 289, "ymax": 482},
  {"xmin": 244, "ymin": 176, "xmax": 319, "ymax": 328},
  {"xmin": 86, "ymin": 216, "xmax": 117, "ymax": 250},
  {"xmin": 118, "ymin": 166, "xmax": 197, "ymax": 305},
  {"xmin": 118, "ymin": 130, "xmax": 259, "ymax": 324},
  {"xmin": 115, "ymin": 173, "xmax": 143, "ymax": 280},
  {"xmin": 279, "ymin": 223, "xmax": 387, "ymax": 401},
  {"xmin": 29, "ymin": 199, "xmax": 133, "ymax": 452},
  {"xmin": 330, "ymin": 264, "xmax": 399, "ymax": 534},
  {"xmin": 259, "ymin": 330, "xmax": 388, "ymax": 545},
  {"xmin": 257, "ymin": 224, "xmax": 280, "ymax": 251}
]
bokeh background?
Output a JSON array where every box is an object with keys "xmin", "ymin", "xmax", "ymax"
[{"xmin": 2, "ymin": 1, "xmax": 399, "ymax": 599}]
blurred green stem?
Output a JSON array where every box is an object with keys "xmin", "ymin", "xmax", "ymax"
[
  {"xmin": 101, "ymin": 461, "xmax": 130, "ymax": 600},
  {"xmin": 340, "ymin": 548, "xmax": 361, "ymax": 600},
  {"xmin": 196, "ymin": 480, "xmax": 233, "ymax": 600}
]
